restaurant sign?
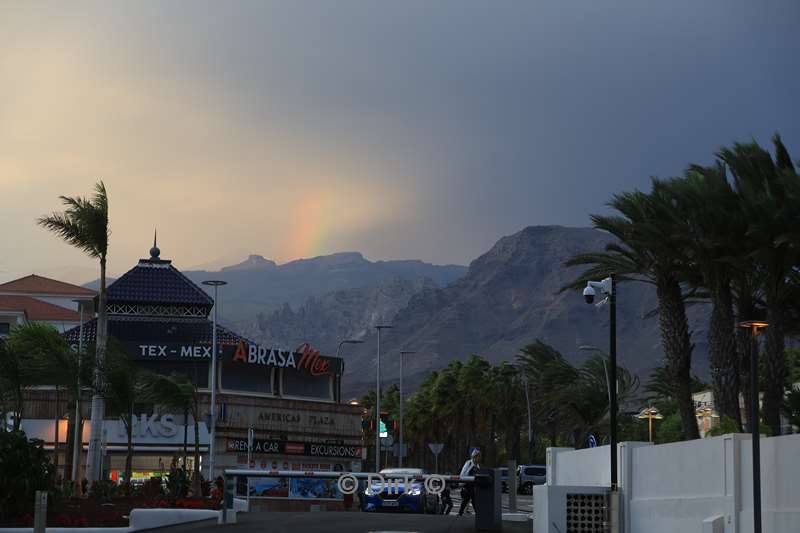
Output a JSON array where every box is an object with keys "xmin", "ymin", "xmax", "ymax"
[
  {"xmin": 225, "ymin": 342, "xmax": 341, "ymax": 376},
  {"xmin": 93, "ymin": 341, "xmax": 342, "ymax": 376},
  {"xmin": 226, "ymin": 438, "xmax": 361, "ymax": 459}
]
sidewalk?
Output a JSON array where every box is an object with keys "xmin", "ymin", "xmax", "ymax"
[{"xmin": 160, "ymin": 511, "xmax": 532, "ymax": 533}]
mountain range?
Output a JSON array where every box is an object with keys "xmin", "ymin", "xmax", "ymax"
[
  {"xmin": 327, "ymin": 226, "xmax": 709, "ymax": 396},
  {"xmin": 89, "ymin": 226, "xmax": 712, "ymax": 397}
]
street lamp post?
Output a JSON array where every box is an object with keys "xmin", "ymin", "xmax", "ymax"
[
  {"xmin": 399, "ymin": 351, "xmax": 416, "ymax": 468},
  {"xmin": 336, "ymin": 339, "xmax": 364, "ymax": 404},
  {"xmin": 636, "ymin": 406, "xmax": 663, "ymax": 443},
  {"xmin": 522, "ymin": 374, "xmax": 533, "ymax": 461},
  {"xmin": 374, "ymin": 325, "xmax": 392, "ymax": 472},
  {"xmin": 738, "ymin": 320, "xmax": 768, "ymax": 533},
  {"xmin": 203, "ymin": 280, "xmax": 228, "ymax": 481},
  {"xmin": 581, "ymin": 274, "xmax": 618, "ymax": 532}
]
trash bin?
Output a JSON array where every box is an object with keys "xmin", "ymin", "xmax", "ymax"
[{"xmin": 474, "ymin": 468, "xmax": 502, "ymax": 531}]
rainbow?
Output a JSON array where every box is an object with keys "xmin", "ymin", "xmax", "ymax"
[{"xmin": 283, "ymin": 192, "xmax": 329, "ymax": 261}]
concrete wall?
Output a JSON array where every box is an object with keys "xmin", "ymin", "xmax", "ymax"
[
  {"xmin": 542, "ymin": 433, "xmax": 800, "ymax": 533},
  {"xmin": 548, "ymin": 445, "xmax": 611, "ymax": 487}
]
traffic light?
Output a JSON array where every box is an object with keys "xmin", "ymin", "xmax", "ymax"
[{"xmin": 362, "ymin": 410, "xmax": 394, "ymax": 436}]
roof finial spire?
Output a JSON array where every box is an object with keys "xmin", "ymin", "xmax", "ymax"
[{"xmin": 150, "ymin": 228, "xmax": 161, "ymax": 259}]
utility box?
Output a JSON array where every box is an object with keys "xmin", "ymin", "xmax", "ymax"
[{"xmin": 474, "ymin": 468, "xmax": 502, "ymax": 531}]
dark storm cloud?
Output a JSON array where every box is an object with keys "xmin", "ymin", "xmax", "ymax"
[{"xmin": 1, "ymin": 1, "xmax": 798, "ymax": 280}]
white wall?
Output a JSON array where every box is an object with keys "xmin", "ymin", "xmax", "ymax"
[
  {"xmin": 548, "ymin": 445, "xmax": 610, "ymax": 487},
  {"xmin": 542, "ymin": 433, "xmax": 800, "ymax": 533}
]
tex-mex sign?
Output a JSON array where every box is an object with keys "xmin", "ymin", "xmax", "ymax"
[
  {"xmin": 226, "ymin": 438, "xmax": 362, "ymax": 459},
  {"xmin": 113, "ymin": 341, "xmax": 342, "ymax": 376}
]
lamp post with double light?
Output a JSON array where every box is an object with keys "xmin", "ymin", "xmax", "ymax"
[
  {"xmin": 738, "ymin": 320, "xmax": 768, "ymax": 533},
  {"xmin": 637, "ymin": 406, "xmax": 663, "ymax": 443},
  {"xmin": 202, "ymin": 280, "xmax": 227, "ymax": 480}
]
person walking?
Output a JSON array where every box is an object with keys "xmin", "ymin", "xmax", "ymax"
[{"xmin": 458, "ymin": 448, "xmax": 481, "ymax": 516}]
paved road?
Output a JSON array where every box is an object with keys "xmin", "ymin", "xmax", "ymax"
[
  {"xmin": 161, "ymin": 512, "xmax": 531, "ymax": 533},
  {"xmin": 449, "ymin": 491, "xmax": 534, "ymax": 515}
]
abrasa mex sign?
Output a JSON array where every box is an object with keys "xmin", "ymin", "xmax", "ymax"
[{"xmin": 226, "ymin": 342, "xmax": 338, "ymax": 376}]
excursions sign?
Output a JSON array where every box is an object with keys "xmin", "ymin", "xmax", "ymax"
[{"xmin": 226, "ymin": 438, "xmax": 361, "ymax": 459}]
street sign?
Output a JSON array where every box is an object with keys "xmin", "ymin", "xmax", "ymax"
[
  {"xmin": 428, "ymin": 443, "xmax": 444, "ymax": 474},
  {"xmin": 428, "ymin": 443, "xmax": 444, "ymax": 456},
  {"xmin": 393, "ymin": 443, "xmax": 408, "ymax": 458},
  {"xmin": 381, "ymin": 435, "xmax": 394, "ymax": 448},
  {"xmin": 379, "ymin": 420, "xmax": 388, "ymax": 438}
]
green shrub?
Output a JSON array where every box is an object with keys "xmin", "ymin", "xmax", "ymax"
[
  {"xmin": 0, "ymin": 430, "xmax": 54, "ymax": 520},
  {"xmin": 705, "ymin": 416, "xmax": 772, "ymax": 438},
  {"xmin": 88, "ymin": 479, "xmax": 118, "ymax": 499},
  {"xmin": 655, "ymin": 413, "xmax": 686, "ymax": 444},
  {"xmin": 166, "ymin": 466, "xmax": 189, "ymax": 499}
]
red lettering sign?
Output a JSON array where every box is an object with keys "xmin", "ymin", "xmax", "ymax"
[
  {"xmin": 296, "ymin": 343, "xmax": 331, "ymax": 376},
  {"xmin": 232, "ymin": 341, "xmax": 247, "ymax": 363}
]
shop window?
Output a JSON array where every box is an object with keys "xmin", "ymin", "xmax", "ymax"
[
  {"xmin": 281, "ymin": 368, "xmax": 333, "ymax": 400},
  {"xmin": 135, "ymin": 360, "xmax": 209, "ymax": 389},
  {"xmin": 220, "ymin": 358, "xmax": 273, "ymax": 394}
]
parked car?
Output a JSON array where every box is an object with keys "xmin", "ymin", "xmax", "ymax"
[
  {"xmin": 517, "ymin": 464, "xmax": 546, "ymax": 494},
  {"xmin": 361, "ymin": 468, "xmax": 439, "ymax": 514}
]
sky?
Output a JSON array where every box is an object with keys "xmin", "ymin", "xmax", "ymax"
[{"xmin": 1, "ymin": 1, "xmax": 798, "ymax": 284}]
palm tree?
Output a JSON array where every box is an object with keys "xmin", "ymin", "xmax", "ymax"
[
  {"xmin": 0, "ymin": 335, "xmax": 32, "ymax": 431},
  {"xmin": 567, "ymin": 354, "xmax": 639, "ymax": 447},
  {"xmin": 517, "ymin": 340, "xmax": 580, "ymax": 447},
  {"xmin": 657, "ymin": 167, "xmax": 744, "ymax": 427},
  {"xmin": 564, "ymin": 186, "xmax": 701, "ymax": 439},
  {"xmin": 718, "ymin": 135, "xmax": 799, "ymax": 435},
  {"xmin": 12, "ymin": 322, "xmax": 93, "ymax": 479},
  {"xmin": 105, "ymin": 341, "xmax": 148, "ymax": 494},
  {"xmin": 38, "ymin": 181, "xmax": 109, "ymax": 480},
  {"xmin": 140, "ymin": 373, "xmax": 202, "ymax": 495}
]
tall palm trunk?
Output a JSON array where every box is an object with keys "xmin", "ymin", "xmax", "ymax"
[
  {"xmin": 183, "ymin": 407, "xmax": 189, "ymax": 468},
  {"xmin": 763, "ymin": 304, "xmax": 786, "ymax": 435},
  {"xmin": 53, "ymin": 386, "xmax": 60, "ymax": 475},
  {"xmin": 192, "ymin": 407, "xmax": 201, "ymax": 495},
  {"xmin": 708, "ymin": 280, "xmax": 741, "ymax": 428},
  {"xmin": 656, "ymin": 277, "xmax": 700, "ymax": 439},
  {"xmin": 86, "ymin": 257, "xmax": 108, "ymax": 481},
  {"xmin": 124, "ymin": 401, "xmax": 134, "ymax": 495}
]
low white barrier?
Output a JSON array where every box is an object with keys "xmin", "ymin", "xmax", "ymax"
[{"xmin": 0, "ymin": 508, "xmax": 222, "ymax": 533}]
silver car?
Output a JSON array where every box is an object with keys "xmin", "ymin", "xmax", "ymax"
[{"xmin": 517, "ymin": 464, "xmax": 546, "ymax": 494}]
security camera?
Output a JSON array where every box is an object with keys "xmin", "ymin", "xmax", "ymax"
[{"xmin": 583, "ymin": 285, "xmax": 596, "ymax": 304}]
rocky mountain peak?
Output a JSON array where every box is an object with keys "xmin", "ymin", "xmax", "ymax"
[{"xmin": 221, "ymin": 254, "xmax": 277, "ymax": 271}]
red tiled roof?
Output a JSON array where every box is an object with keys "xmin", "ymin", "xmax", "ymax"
[
  {"xmin": 0, "ymin": 274, "xmax": 95, "ymax": 296},
  {"xmin": 0, "ymin": 295, "xmax": 80, "ymax": 322}
]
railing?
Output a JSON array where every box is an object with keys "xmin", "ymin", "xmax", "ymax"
[{"xmin": 221, "ymin": 468, "xmax": 475, "ymax": 523}]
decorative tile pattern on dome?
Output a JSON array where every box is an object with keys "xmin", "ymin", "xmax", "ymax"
[{"xmin": 107, "ymin": 258, "xmax": 213, "ymax": 307}]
